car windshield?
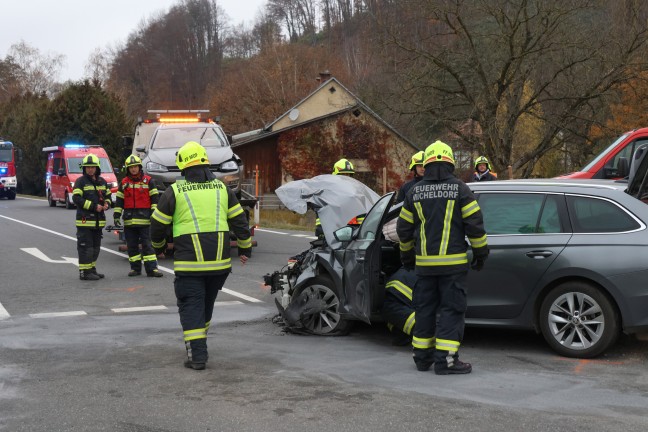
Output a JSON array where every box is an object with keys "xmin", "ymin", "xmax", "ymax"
[
  {"xmin": 0, "ymin": 148, "xmax": 12, "ymax": 162},
  {"xmin": 580, "ymin": 133, "xmax": 629, "ymax": 172},
  {"xmin": 67, "ymin": 157, "xmax": 113, "ymax": 174},
  {"xmin": 152, "ymin": 126, "xmax": 228, "ymax": 149}
]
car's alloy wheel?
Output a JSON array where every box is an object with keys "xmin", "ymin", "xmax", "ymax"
[
  {"xmin": 295, "ymin": 277, "xmax": 351, "ymax": 335},
  {"xmin": 540, "ymin": 282, "xmax": 619, "ymax": 358}
]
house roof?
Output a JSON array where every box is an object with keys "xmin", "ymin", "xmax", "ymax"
[{"xmin": 231, "ymin": 77, "xmax": 420, "ymax": 151}]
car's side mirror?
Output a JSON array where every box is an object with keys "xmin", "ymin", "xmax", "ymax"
[
  {"xmin": 135, "ymin": 147, "xmax": 146, "ymax": 153},
  {"xmin": 58, "ymin": 168, "xmax": 66, "ymax": 176},
  {"xmin": 334, "ymin": 226, "xmax": 353, "ymax": 242},
  {"xmin": 114, "ymin": 168, "xmax": 121, "ymax": 175}
]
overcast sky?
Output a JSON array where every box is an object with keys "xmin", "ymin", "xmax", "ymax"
[{"xmin": 1, "ymin": 0, "xmax": 266, "ymax": 82}]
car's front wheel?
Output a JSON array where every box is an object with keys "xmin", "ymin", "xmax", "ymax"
[
  {"xmin": 539, "ymin": 282, "xmax": 619, "ymax": 358},
  {"xmin": 293, "ymin": 276, "xmax": 352, "ymax": 335},
  {"xmin": 47, "ymin": 190, "xmax": 57, "ymax": 207}
]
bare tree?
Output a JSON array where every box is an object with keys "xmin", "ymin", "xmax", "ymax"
[
  {"xmin": 7, "ymin": 41, "xmax": 65, "ymax": 97},
  {"xmin": 368, "ymin": 0, "xmax": 648, "ymax": 177}
]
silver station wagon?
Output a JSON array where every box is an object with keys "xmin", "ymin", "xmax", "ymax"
[{"xmin": 268, "ymin": 174, "xmax": 648, "ymax": 358}]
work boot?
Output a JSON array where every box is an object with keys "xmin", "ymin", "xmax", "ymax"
[
  {"xmin": 90, "ymin": 268, "xmax": 105, "ymax": 279},
  {"xmin": 79, "ymin": 270, "xmax": 101, "ymax": 281},
  {"xmin": 434, "ymin": 359, "xmax": 472, "ymax": 375},
  {"xmin": 147, "ymin": 269, "xmax": 163, "ymax": 278},
  {"xmin": 128, "ymin": 270, "xmax": 141, "ymax": 277},
  {"xmin": 183, "ymin": 359, "xmax": 206, "ymax": 370}
]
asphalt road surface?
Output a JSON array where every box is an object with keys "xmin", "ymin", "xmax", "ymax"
[{"xmin": 1, "ymin": 196, "xmax": 647, "ymax": 432}]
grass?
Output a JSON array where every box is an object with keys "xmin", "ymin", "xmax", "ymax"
[{"xmin": 250, "ymin": 208, "xmax": 315, "ymax": 231}]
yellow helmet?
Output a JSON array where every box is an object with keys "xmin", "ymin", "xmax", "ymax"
[
  {"xmin": 409, "ymin": 151, "xmax": 425, "ymax": 170},
  {"xmin": 124, "ymin": 154, "xmax": 142, "ymax": 168},
  {"xmin": 474, "ymin": 156, "xmax": 490, "ymax": 170},
  {"xmin": 424, "ymin": 140, "xmax": 455, "ymax": 166},
  {"xmin": 176, "ymin": 141, "xmax": 209, "ymax": 171},
  {"xmin": 332, "ymin": 158, "xmax": 355, "ymax": 175},
  {"xmin": 81, "ymin": 154, "xmax": 100, "ymax": 167}
]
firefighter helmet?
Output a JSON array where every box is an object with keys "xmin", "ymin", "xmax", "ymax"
[
  {"xmin": 176, "ymin": 141, "xmax": 209, "ymax": 171},
  {"xmin": 423, "ymin": 140, "xmax": 455, "ymax": 166},
  {"xmin": 332, "ymin": 158, "xmax": 355, "ymax": 175},
  {"xmin": 81, "ymin": 154, "xmax": 100, "ymax": 167},
  {"xmin": 409, "ymin": 151, "xmax": 425, "ymax": 170},
  {"xmin": 474, "ymin": 156, "xmax": 490, "ymax": 170},
  {"xmin": 125, "ymin": 154, "xmax": 143, "ymax": 168}
]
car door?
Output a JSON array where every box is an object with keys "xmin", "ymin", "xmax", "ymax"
[
  {"xmin": 341, "ymin": 192, "xmax": 395, "ymax": 323},
  {"xmin": 466, "ymin": 192, "xmax": 572, "ymax": 320}
]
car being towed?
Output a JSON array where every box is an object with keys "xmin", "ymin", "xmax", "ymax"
[{"xmin": 267, "ymin": 175, "xmax": 648, "ymax": 358}]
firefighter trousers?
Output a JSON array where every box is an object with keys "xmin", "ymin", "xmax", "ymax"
[
  {"xmin": 125, "ymin": 226, "xmax": 158, "ymax": 273},
  {"xmin": 174, "ymin": 273, "xmax": 229, "ymax": 363},
  {"xmin": 382, "ymin": 291, "xmax": 415, "ymax": 336},
  {"xmin": 76, "ymin": 227, "xmax": 103, "ymax": 272},
  {"xmin": 412, "ymin": 272, "xmax": 468, "ymax": 366}
]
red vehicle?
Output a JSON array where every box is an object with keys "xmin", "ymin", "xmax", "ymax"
[
  {"xmin": 0, "ymin": 139, "xmax": 21, "ymax": 200},
  {"xmin": 43, "ymin": 144, "xmax": 119, "ymax": 209},
  {"xmin": 557, "ymin": 128, "xmax": 648, "ymax": 179}
]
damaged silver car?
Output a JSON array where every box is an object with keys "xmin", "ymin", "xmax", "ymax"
[{"xmin": 266, "ymin": 170, "xmax": 648, "ymax": 358}]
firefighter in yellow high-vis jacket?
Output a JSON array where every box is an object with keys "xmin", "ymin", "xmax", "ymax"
[{"xmin": 150, "ymin": 141, "xmax": 252, "ymax": 370}]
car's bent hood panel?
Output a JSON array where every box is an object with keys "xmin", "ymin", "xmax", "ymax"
[{"xmin": 275, "ymin": 175, "xmax": 380, "ymax": 247}]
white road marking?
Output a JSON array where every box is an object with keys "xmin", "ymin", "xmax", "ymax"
[
  {"xmin": 214, "ymin": 300, "xmax": 243, "ymax": 306},
  {"xmin": 30, "ymin": 311, "xmax": 87, "ymax": 318},
  {"xmin": 0, "ymin": 214, "xmax": 263, "ymax": 304},
  {"xmin": 21, "ymin": 248, "xmax": 78, "ymax": 265},
  {"xmin": 112, "ymin": 305, "xmax": 168, "ymax": 313},
  {"xmin": 0, "ymin": 302, "xmax": 10, "ymax": 320},
  {"xmin": 255, "ymin": 228, "xmax": 289, "ymax": 235}
]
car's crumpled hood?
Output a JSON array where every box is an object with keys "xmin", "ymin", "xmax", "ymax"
[{"xmin": 275, "ymin": 174, "xmax": 380, "ymax": 247}]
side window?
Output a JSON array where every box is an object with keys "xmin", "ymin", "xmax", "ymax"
[
  {"xmin": 478, "ymin": 193, "xmax": 559, "ymax": 234},
  {"xmin": 52, "ymin": 158, "xmax": 61, "ymax": 173},
  {"xmin": 567, "ymin": 196, "xmax": 640, "ymax": 233},
  {"xmin": 357, "ymin": 193, "xmax": 394, "ymax": 240},
  {"xmin": 610, "ymin": 139, "xmax": 648, "ymax": 170}
]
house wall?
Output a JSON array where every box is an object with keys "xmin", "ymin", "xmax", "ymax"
[{"xmin": 233, "ymin": 138, "xmax": 281, "ymax": 194}]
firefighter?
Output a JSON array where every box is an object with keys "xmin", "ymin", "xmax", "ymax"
[
  {"xmin": 113, "ymin": 155, "xmax": 163, "ymax": 278},
  {"xmin": 397, "ymin": 140, "xmax": 488, "ymax": 375},
  {"xmin": 396, "ymin": 150, "xmax": 425, "ymax": 203},
  {"xmin": 73, "ymin": 154, "xmax": 112, "ymax": 281},
  {"xmin": 473, "ymin": 156, "xmax": 497, "ymax": 182},
  {"xmin": 150, "ymin": 141, "xmax": 252, "ymax": 370},
  {"xmin": 382, "ymin": 267, "xmax": 417, "ymax": 346},
  {"xmin": 332, "ymin": 158, "xmax": 355, "ymax": 176}
]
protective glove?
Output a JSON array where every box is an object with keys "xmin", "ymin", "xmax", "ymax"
[
  {"xmin": 400, "ymin": 249, "xmax": 415, "ymax": 270},
  {"xmin": 113, "ymin": 217, "xmax": 122, "ymax": 227},
  {"xmin": 471, "ymin": 256, "xmax": 485, "ymax": 271}
]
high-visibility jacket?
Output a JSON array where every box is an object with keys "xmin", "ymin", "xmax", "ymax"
[
  {"xmin": 72, "ymin": 173, "xmax": 111, "ymax": 229},
  {"xmin": 150, "ymin": 178, "xmax": 252, "ymax": 276},
  {"xmin": 397, "ymin": 175, "xmax": 488, "ymax": 275},
  {"xmin": 113, "ymin": 174, "xmax": 159, "ymax": 226}
]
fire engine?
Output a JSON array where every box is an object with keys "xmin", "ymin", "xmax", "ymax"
[{"xmin": 0, "ymin": 139, "xmax": 21, "ymax": 200}]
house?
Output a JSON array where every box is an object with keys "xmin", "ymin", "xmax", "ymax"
[{"xmin": 232, "ymin": 74, "xmax": 420, "ymax": 195}]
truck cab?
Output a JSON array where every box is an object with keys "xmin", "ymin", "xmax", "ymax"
[
  {"xmin": 558, "ymin": 128, "xmax": 648, "ymax": 180},
  {"xmin": 43, "ymin": 144, "xmax": 119, "ymax": 209},
  {"xmin": 126, "ymin": 109, "xmax": 243, "ymax": 194},
  {"xmin": 0, "ymin": 139, "xmax": 20, "ymax": 200}
]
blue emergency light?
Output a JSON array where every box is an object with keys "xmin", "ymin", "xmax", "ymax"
[
  {"xmin": 64, "ymin": 143, "xmax": 86, "ymax": 148},
  {"xmin": 0, "ymin": 168, "xmax": 7, "ymax": 174}
]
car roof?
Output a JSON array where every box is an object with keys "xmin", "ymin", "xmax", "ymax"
[{"xmin": 468, "ymin": 178, "xmax": 629, "ymax": 194}]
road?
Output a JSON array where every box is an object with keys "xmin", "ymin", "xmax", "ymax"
[{"xmin": 1, "ymin": 196, "xmax": 647, "ymax": 431}]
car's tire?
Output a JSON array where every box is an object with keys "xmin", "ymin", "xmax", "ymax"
[
  {"xmin": 7, "ymin": 191, "xmax": 16, "ymax": 200},
  {"xmin": 293, "ymin": 276, "xmax": 353, "ymax": 335},
  {"xmin": 539, "ymin": 282, "xmax": 619, "ymax": 358},
  {"xmin": 65, "ymin": 192, "xmax": 75, "ymax": 209},
  {"xmin": 47, "ymin": 190, "xmax": 56, "ymax": 207}
]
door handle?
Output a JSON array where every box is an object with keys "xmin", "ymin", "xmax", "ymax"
[{"xmin": 526, "ymin": 251, "xmax": 553, "ymax": 259}]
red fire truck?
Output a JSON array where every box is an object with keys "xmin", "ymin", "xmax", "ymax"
[{"xmin": 0, "ymin": 139, "xmax": 21, "ymax": 200}]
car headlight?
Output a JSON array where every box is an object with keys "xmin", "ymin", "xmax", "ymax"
[
  {"xmin": 146, "ymin": 162, "xmax": 168, "ymax": 172},
  {"xmin": 220, "ymin": 160, "xmax": 238, "ymax": 172}
]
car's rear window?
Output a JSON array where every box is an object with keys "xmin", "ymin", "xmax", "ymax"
[{"xmin": 567, "ymin": 195, "xmax": 640, "ymax": 233}]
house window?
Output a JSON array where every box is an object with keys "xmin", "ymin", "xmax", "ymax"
[{"xmin": 329, "ymin": 86, "xmax": 336, "ymax": 94}]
